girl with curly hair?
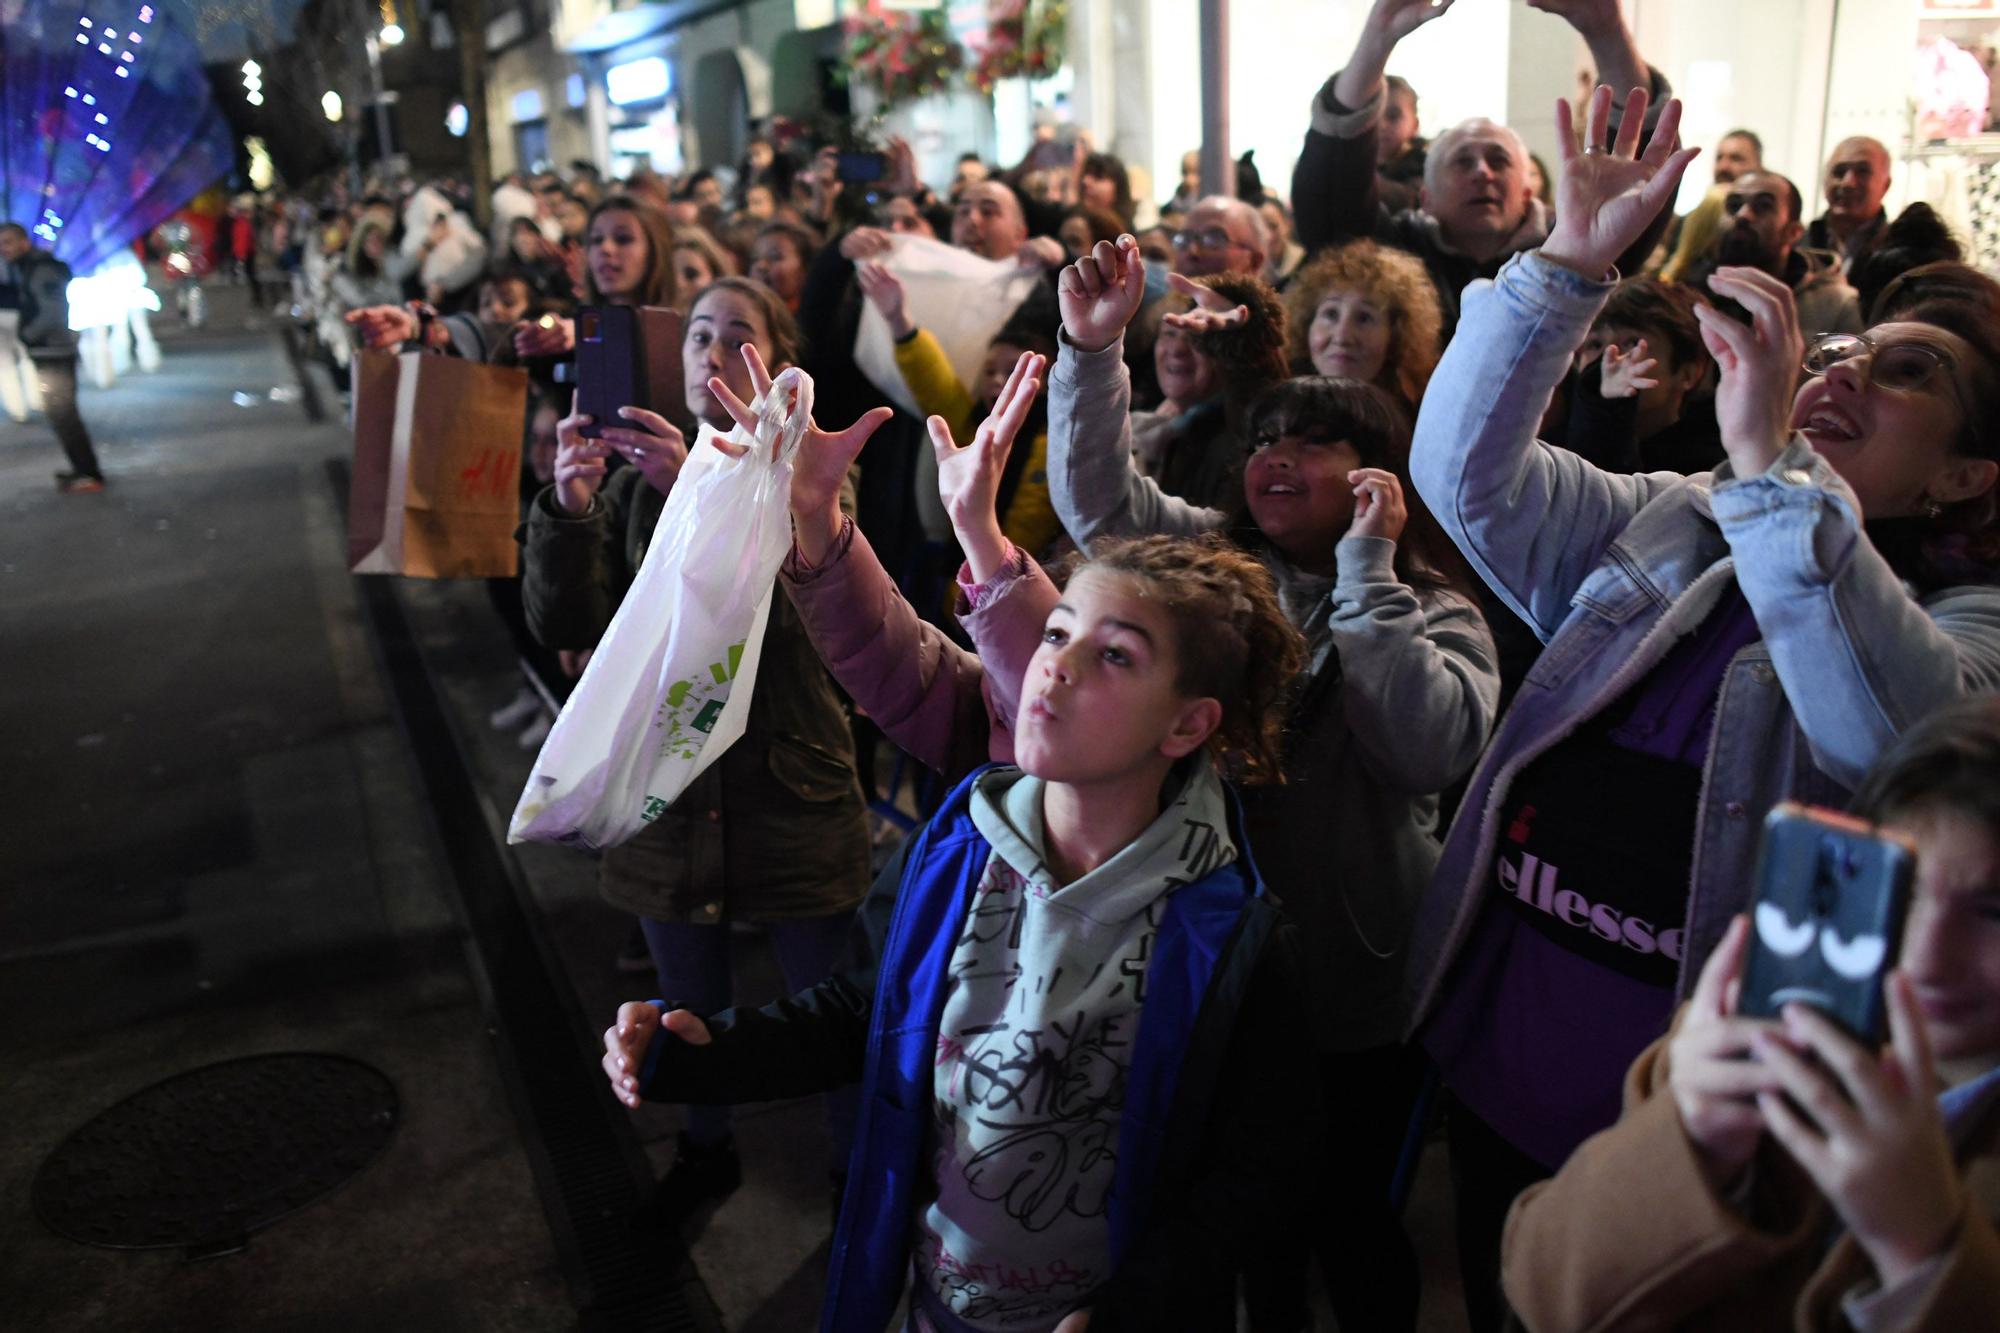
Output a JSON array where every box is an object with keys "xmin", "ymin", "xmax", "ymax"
[
  {"xmin": 604, "ymin": 343, "xmax": 1319, "ymax": 1327},
  {"xmin": 1036, "ymin": 235, "xmax": 1499, "ymax": 1331}
]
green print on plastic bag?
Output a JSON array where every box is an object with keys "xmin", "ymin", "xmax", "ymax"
[{"xmin": 639, "ymin": 639, "xmax": 748, "ymax": 821}]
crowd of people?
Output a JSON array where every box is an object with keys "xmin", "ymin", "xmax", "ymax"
[{"xmin": 26, "ymin": 0, "xmax": 1999, "ymax": 1325}]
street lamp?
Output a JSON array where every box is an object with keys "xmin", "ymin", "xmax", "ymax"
[
  {"xmin": 322, "ymin": 91, "xmax": 343, "ymax": 123},
  {"xmin": 378, "ymin": 1, "xmax": 403, "ymax": 46},
  {"xmin": 242, "ymin": 59, "xmax": 262, "ymax": 109}
]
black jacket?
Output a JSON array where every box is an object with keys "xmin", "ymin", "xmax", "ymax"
[
  {"xmin": 14, "ymin": 249, "xmax": 78, "ymax": 358},
  {"xmin": 1291, "ymin": 71, "xmax": 1673, "ymax": 335}
]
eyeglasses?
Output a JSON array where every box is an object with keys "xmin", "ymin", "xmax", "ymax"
[
  {"xmin": 1801, "ymin": 333, "xmax": 1964, "ymax": 410},
  {"xmin": 1172, "ymin": 226, "xmax": 1242, "ymax": 252}
]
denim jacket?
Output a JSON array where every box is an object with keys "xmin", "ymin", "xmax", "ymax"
[{"xmin": 1407, "ymin": 251, "xmax": 2000, "ymax": 1027}]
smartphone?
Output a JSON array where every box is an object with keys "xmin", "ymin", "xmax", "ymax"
[
  {"xmin": 572, "ymin": 305, "xmax": 646, "ymax": 439},
  {"xmin": 836, "ymin": 150, "xmax": 888, "ymax": 185},
  {"xmin": 1736, "ymin": 802, "xmax": 1916, "ymax": 1044}
]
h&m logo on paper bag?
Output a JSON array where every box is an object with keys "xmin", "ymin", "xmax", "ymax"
[{"xmin": 640, "ymin": 639, "xmax": 749, "ymax": 821}]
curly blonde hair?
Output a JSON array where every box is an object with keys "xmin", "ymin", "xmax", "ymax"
[
  {"xmin": 1283, "ymin": 240, "xmax": 1442, "ymax": 410},
  {"xmin": 1076, "ymin": 533, "xmax": 1305, "ymax": 784}
]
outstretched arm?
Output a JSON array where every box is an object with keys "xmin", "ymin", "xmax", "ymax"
[
  {"xmin": 1412, "ymin": 88, "xmax": 1699, "ymax": 634},
  {"xmin": 1049, "ymin": 238, "xmax": 1230, "ymax": 545}
]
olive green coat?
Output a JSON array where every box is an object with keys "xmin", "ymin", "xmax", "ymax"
[{"xmin": 521, "ymin": 466, "xmax": 871, "ymax": 924}]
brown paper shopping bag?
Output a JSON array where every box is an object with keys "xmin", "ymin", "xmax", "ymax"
[{"xmin": 347, "ymin": 349, "xmax": 529, "ymax": 578}]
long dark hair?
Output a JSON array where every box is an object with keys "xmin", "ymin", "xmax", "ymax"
[
  {"xmin": 583, "ymin": 194, "xmax": 677, "ymax": 308},
  {"xmin": 1864, "ymin": 293, "xmax": 2000, "ymax": 591},
  {"xmin": 1228, "ymin": 377, "xmax": 1474, "ymax": 597},
  {"xmin": 1079, "ymin": 152, "xmax": 1135, "ymax": 227}
]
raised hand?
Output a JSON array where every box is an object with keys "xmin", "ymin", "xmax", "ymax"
[
  {"xmin": 933, "ymin": 350, "xmax": 1047, "ymax": 583},
  {"xmin": 1346, "ymin": 467, "xmax": 1409, "ymax": 542},
  {"xmin": 1364, "ymin": 0, "xmax": 1458, "ymax": 44},
  {"xmin": 1161, "ymin": 271, "xmax": 1250, "ymax": 336},
  {"xmin": 855, "ymin": 261, "xmax": 913, "ymax": 340},
  {"xmin": 839, "ymin": 226, "xmax": 894, "ymax": 263},
  {"xmin": 344, "ymin": 303, "xmax": 418, "ymax": 351},
  {"xmin": 1526, "ymin": 0, "xmax": 1645, "ymax": 94},
  {"xmin": 1754, "ymin": 976, "xmax": 1963, "ymax": 1287},
  {"xmin": 708, "ymin": 343, "xmax": 893, "ymax": 564},
  {"xmin": 1692, "ymin": 266, "xmax": 1802, "ymax": 483},
  {"xmin": 553, "ymin": 395, "xmax": 613, "ymax": 517},
  {"xmin": 1541, "ymin": 86, "xmax": 1700, "ymax": 278},
  {"xmin": 598, "ymin": 406, "xmax": 688, "ymax": 499},
  {"xmin": 1058, "ymin": 235, "xmax": 1148, "ymax": 354},
  {"xmin": 1598, "ymin": 338, "xmax": 1660, "ymax": 400},
  {"xmin": 1665, "ymin": 915, "xmax": 1786, "ymax": 1190},
  {"xmin": 601, "ymin": 1000, "xmax": 713, "ymax": 1110},
  {"xmin": 1337, "ymin": 0, "xmax": 1457, "ymax": 107}
]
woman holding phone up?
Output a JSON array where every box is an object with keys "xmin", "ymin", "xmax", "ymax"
[
  {"xmin": 524, "ymin": 278, "xmax": 890, "ymax": 1223},
  {"xmin": 1405, "ymin": 86, "xmax": 2000, "ymax": 1330}
]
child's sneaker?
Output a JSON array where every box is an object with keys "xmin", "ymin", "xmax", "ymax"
[{"xmin": 55, "ymin": 471, "xmax": 105, "ymax": 494}]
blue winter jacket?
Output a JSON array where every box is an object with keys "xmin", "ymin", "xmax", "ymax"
[
  {"xmin": 1407, "ymin": 251, "xmax": 2000, "ymax": 1029},
  {"xmin": 641, "ymin": 763, "xmax": 1311, "ymax": 1332}
]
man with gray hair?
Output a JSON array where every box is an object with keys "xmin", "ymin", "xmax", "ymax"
[
  {"xmin": 1292, "ymin": 0, "xmax": 1673, "ymax": 334},
  {"xmin": 1171, "ymin": 195, "xmax": 1268, "ymax": 278},
  {"xmin": 1806, "ymin": 135, "xmax": 1893, "ymax": 274}
]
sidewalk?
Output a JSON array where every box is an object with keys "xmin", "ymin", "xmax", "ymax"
[{"xmin": 0, "ymin": 304, "xmax": 571, "ymax": 1330}]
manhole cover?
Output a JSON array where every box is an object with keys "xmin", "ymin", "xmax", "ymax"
[{"xmin": 32, "ymin": 1053, "xmax": 398, "ymax": 1255}]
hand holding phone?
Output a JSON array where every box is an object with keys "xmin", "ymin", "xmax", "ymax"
[
  {"xmin": 1666, "ymin": 915, "xmax": 1786, "ymax": 1188},
  {"xmin": 573, "ymin": 305, "xmax": 647, "ymax": 439},
  {"xmin": 1737, "ymin": 803, "xmax": 1915, "ymax": 1044},
  {"xmin": 835, "ymin": 150, "xmax": 889, "ymax": 185}
]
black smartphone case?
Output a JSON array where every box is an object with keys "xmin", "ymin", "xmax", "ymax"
[
  {"xmin": 573, "ymin": 305, "xmax": 646, "ymax": 438},
  {"xmin": 1737, "ymin": 802, "xmax": 1915, "ymax": 1044}
]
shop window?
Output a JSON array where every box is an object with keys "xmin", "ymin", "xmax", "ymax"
[{"xmin": 515, "ymin": 120, "xmax": 550, "ymax": 173}]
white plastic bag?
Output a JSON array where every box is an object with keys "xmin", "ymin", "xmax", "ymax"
[
  {"xmin": 852, "ymin": 235, "xmax": 1043, "ymax": 539},
  {"xmin": 508, "ymin": 367, "xmax": 815, "ymax": 850}
]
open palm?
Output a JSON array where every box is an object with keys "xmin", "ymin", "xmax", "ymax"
[
  {"xmin": 1542, "ymin": 86, "xmax": 1700, "ymax": 276},
  {"xmin": 706, "ymin": 342, "xmax": 892, "ymax": 519},
  {"xmin": 933, "ymin": 351, "xmax": 1046, "ymax": 583}
]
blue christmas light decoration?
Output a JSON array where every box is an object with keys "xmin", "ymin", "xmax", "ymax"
[{"xmin": 1, "ymin": 0, "xmax": 232, "ymax": 275}]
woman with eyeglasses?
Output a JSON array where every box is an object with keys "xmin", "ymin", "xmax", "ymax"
[{"xmin": 1405, "ymin": 87, "xmax": 2000, "ymax": 1333}]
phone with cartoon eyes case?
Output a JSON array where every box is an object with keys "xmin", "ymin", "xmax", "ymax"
[{"xmin": 1737, "ymin": 802, "xmax": 1916, "ymax": 1044}]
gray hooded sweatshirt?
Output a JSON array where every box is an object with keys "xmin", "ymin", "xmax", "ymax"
[{"xmin": 910, "ymin": 762, "xmax": 1236, "ymax": 1330}]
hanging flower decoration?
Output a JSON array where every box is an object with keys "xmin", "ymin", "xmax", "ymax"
[
  {"xmin": 969, "ymin": 0, "xmax": 1066, "ymax": 95},
  {"xmin": 840, "ymin": 3, "xmax": 965, "ymax": 111}
]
